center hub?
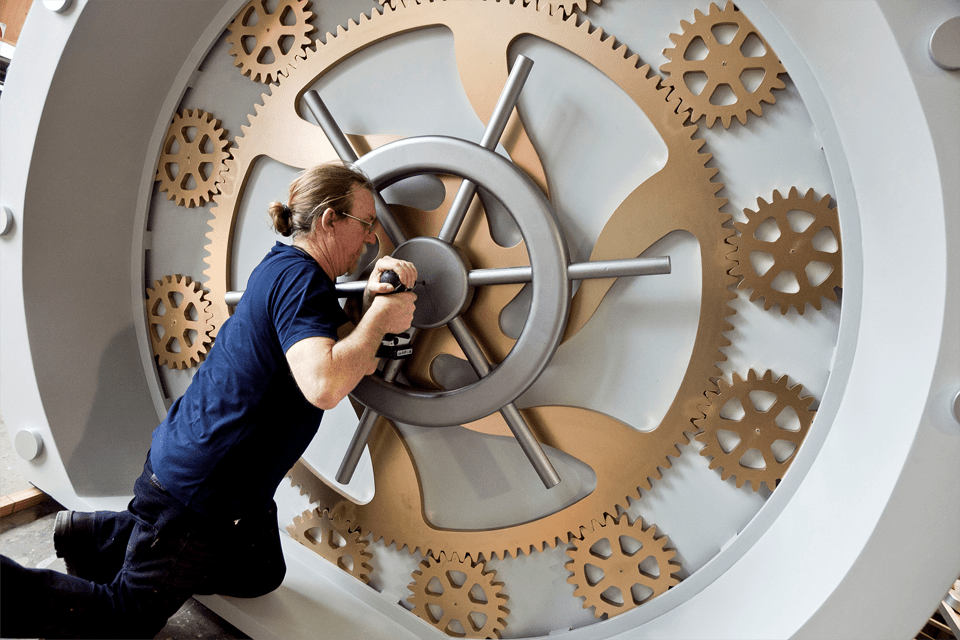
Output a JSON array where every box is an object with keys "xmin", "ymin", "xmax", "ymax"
[{"xmin": 392, "ymin": 237, "xmax": 473, "ymax": 330}]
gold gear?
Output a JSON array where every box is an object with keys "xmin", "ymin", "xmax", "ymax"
[
  {"xmin": 155, "ymin": 109, "xmax": 230, "ymax": 208},
  {"xmin": 660, "ymin": 1, "xmax": 786, "ymax": 129},
  {"xmin": 407, "ymin": 552, "xmax": 509, "ymax": 638},
  {"xmin": 565, "ymin": 514, "xmax": 681, "ymax": 619},
  {"xmin": 730, "ymin": 187, "xmax": 842, "ymax": 315},
  {"xmin": 287, "ymin": 508, "xmax": 374, "ymax": 584},
  {"xmin": 145, "ymin": 275, "xmax": 213, "ymax": 370},
  {"xmin": 694, "ymin": 369, "xmax": 815, "ymax": 492},
  {"xmin": 224, "ymin": 0, "xmax": 316, "ymax": 84},
  {"xmin": 213, "ymin": 0, "xmax": 734, "ymax": 560}
]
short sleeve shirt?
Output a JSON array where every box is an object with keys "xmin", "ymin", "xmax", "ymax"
[{"xmin": 150, "ymin": 242, "xmax": 349, "ymax": 516}]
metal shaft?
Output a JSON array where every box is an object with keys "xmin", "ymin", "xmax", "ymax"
[
  {"xmin": 303, "ymin": 90, "xmax": 408, "ymax": 248},
  {"xmin": 438, "ymin": 55, "xmax": 534, "ymax": 243},
  {"xmin": 447, "ymin": 317, "xmax": 561, "ymax": 488},
  {"xmin": 335, "ymin": 353, "xmax": 410, "ymax": 484},
  {"xmin": 303, "ymin": 89, "xmax": 411, "ymax": 485},
  {"xmin": 467, "ymin": 256, "xmax": 672, "ymax": 287},
  {"xmin": 225, "ymin": 256, "xmax": 671, "ymax": 305}
]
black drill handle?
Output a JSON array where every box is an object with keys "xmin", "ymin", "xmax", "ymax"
[
  {"xmin": 376, "ymin": 270, "xmax": 413, "ymax": 359},
  {"xmin": 379, "ymin": 270, "xmax": 408, "ymax": 293}
]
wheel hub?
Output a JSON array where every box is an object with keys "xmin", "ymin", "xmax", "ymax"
[{"xmin": 392, "ymin": 237, "xmax": 473, "ymax": 330}]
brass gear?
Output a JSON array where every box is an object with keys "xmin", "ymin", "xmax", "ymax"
[
  {"xmin": 224, "ymin": 0, "xmax": 316, "ymax": 84},
  {"xmin": 407, "ymin": 552, "xmax": 509, "ymax": 638},
  {"xmin": 287, "ymin": 508, "xmax": 374, "ymax": 584},
  {"xmin": 565, "ymin": 514, "xmax": 681, "ymax": 619},
  {"xmin": 155, "ymin": 109, "xmax": 230, "ymax": 208},
  {"xmin": 145, "ymin": 274, "xmax": 213, "ymax": 370},
  {"xmin": 694, "ymin": 369, "xmax": 815, "ymax": 492},
  {"xmin": 660, "ymin": 1, "xmax": 786, "ymax": 129},
  {"xmin": 730, "ymin": 187, "xmax": 842, "ymax": 315},
  {"xmin": 213, "ymin": 0, "xmax": 735, "ymax": 560}
]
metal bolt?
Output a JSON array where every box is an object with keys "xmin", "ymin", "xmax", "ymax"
[
  {"xmin": 14, "ymin": 429, "xmax": 44, "ymax": 461},
  {"xmin": 930, "ymin": 16, "xmax": 960, "ymax": 71},
  {"xmin": 42, "ymin": 0, "xmax": 72, "ymax": 12},
  {"xmin": 1, "ymin": 205, "xmax": 13, "ymax": 236},
  {"xmin": 953, "ymin": 389, "xmax": 960, "ymax": 425}
]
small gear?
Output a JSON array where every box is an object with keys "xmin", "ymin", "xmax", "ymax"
[
  {"xmin": 145, "ymin": 275, "xmax": 213, "ymax": 370},
  {"xmin": 695, "ymin": 369, "xmax": 815, "ymax": 491},
  {"xmin": 730, "ymin": 187, "xmax": 842, "ymax": 315},
  {"xmin": 660, "ymin": 1, "xmax": 786, "ymax": 128},
  {"xmin": 287, "ymin": 508, "xmax": 373, "ymax": 584},
  {"xmin": 407, "ymin": 552, "xmax": 509, "ymax": 638},
  {"xmin": 225, "ymin": 0, "xmax": 316, "ymax": 84},
  {"xmin": 565, "ymin": 514, "xmax": 680, "ymax": 619},
  {"xmin": 154, "ymin": 109, "xmax": 230, "ymax": 208}
]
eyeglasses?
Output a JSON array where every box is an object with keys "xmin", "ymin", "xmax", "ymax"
[
  {"xmin": 309, "ymin": 200, "xmax": 377, "ymax": 231},
  {"xmin": 339, "ymin": 211, "xmax": 378, "ymax": 231}
]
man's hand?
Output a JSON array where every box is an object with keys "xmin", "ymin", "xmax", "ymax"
[
  {"xmin": 367, "ymin": 256, "xmax": 417, "ymax": 297},
  {"xmin": 368, "ymin": 290, "xmax": 416, "ymax": 336}
]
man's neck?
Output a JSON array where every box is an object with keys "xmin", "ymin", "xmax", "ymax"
[{"xmin": 292, "ymin": 236, "xmax": 338, "ymax": 282}]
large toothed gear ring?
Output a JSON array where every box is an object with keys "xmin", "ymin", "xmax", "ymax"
[
  {"xmin": 145, "ymin": 275, "xmax": 213, "ymax": 370},
  {"xmin": 154, "ymin": 109, "xmax": 230, "ymax": 208},
  {"xmin": 695, "ymin": 369, "xmax": 816, "ymax": 492},
  {"xmin": 565, "ymin": 514, "xmax": 681, "ymax": 619},
  {"xmin": 407, "ymin": 552, "xmax": 509, "ymax": 638},
  {"xmin": 287, "ymin": 509, "xmax": 373, "ymax": 584},
  {"xmin": 660, "ymin": 1, "xmax": 786, "ymax": 129},
  {"xmin": 217, "ymin": 0, "xmax": 735, "ymax": 561},
  {"xmin": 389, "ymin": 0, "xmax": 604, "ymax": 19},
  {"xmin": 730, "ymin": 187, "xmax": 843, "ymax": 315},
  {"xmin": 225, "ymin": 0, "xmax": 315, "ymax": 84}
]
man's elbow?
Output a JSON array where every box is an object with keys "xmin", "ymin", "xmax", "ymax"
[{"xmin": 307, "ymin": 384, "xmax": 344, "ymax": 411}]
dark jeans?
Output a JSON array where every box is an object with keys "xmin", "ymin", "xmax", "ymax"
[{"xmin": 0, "ymin": 457, "xmax": 285, "ymax": 639}]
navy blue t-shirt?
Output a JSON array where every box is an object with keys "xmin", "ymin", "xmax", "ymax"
[{"xmin": 150, "ymin": 242, "xmax": 349, "ymax": 517}]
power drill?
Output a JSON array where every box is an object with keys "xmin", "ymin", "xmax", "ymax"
[{"xmin": 375, "ymin": 270, "xmax": 414, "ymax": 359}]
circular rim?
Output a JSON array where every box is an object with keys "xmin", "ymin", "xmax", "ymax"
[{"xmin": 351, "ymin": 135, "xmax": 570, "ymax": 427}]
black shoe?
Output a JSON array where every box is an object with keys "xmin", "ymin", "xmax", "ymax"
[{"xmin": 53, "ymin": 510, "xmax": 95, "ymax": 578}]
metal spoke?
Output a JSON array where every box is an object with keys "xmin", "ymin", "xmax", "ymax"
[
  {"xmin": 223, "ymin": 256, "xmax": 670, "ymax": 305},
  {"xmin": 468, "ymin": 256, "xmax": 672, "ymax": 287},
  {"xmin": 437, "ymin": 55, "xmax": 534, "ymax": 244},
  {"xmin": 447, "ymin": 317, "xmax": 561, "ymax": 488},
  {"xmin": 303, "ymin": 90, "xmax": 408, "ymax": 247},
  {"xmin": 335, "ymin": 351, "xmax": 411, "ymax": 484}
]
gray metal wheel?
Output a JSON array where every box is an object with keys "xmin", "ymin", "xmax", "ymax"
[{"xmin": 351, "ymin": 135, "xmax": 571, "ymax": 428}]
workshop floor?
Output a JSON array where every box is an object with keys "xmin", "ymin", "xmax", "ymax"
[{"xmin": 0, "ymin": 412, "xmax": 248, "ymax": 640}]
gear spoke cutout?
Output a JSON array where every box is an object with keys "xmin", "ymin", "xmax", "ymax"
[
  {"xmin": 695, "ymin": 369, "xmax": 816, "ymax": 491},
  {"xmin": 730, "ymin": 186, "xmax": 842, "ymax": 314},
  {"xmin": 407, "ymin": 552, "xmax": 509, "ymax": 638},
  {"xmin": 145, "ymin": 275, "xmax": 213, "ymax": 370},
  {"xmin": 661, "ymin": 1, "xmax": 786, "ymax": 128},
  {"xmin": 565, "ymin": 514, "xmax": 681, "ymax": 619},
  {"xmin": 155, "ymin": 109, "xmax": 230, "ymax": 208},
  {"xmin": 287, "ymin": 508, "xmax": 374, "ymax": 584}
]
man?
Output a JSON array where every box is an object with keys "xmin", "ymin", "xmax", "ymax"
[{"xmin": 0, "ymin": 163, "xmax": 416, "ymax": 638}]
